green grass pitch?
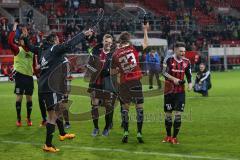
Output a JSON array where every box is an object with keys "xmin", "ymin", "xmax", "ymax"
[{"xmin": 0, "ymin": 71, "xmax": 240, "ymax": 160}]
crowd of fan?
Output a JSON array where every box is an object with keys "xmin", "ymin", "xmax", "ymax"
[
  {"xmin": 1, "ymin": 0, "xmax": 240, "ymax": 53},
  {"xmin": 0, "ymin": 18, "xmax": 43, "ymax": 50}
]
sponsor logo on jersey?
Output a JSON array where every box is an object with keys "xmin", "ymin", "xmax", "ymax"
[{"xmin": 41, "ymin": 57, "xmax": 49, "ymax": 70}]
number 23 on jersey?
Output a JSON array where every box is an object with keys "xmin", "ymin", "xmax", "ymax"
[{"xmin": 118, "ymin": 52, "xmax": 137, "ymax": 73}]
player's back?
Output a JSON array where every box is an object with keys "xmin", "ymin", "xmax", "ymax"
[{"xmin": 113, "ymin": 45, "xmax": 142, "ymax": 83}]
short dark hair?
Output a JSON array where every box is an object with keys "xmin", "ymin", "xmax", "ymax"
[
  {"xmin": 46, "ymin": 33, "xmax": 57, "ymax": 44},
  {"xmin": 174, "ymin": 42, "xmax": 186, "ymax": 48},
  {"xmin": 118, "ymin": 31, "xmax": 131, "ymax": 44}
]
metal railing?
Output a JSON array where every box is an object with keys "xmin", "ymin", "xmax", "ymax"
[{"xmin": 47, "ymin": 17, "xmax": 209, "ymax": 32}]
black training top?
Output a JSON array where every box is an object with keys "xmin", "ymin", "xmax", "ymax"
[{"xmin": 38, "ymin": 32, "xmax": 85, "ymax": 93}]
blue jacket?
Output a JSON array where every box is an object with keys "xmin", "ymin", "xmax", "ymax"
[{"xmin": 146, "ymin": 52, "xmax": 161, "ymax": 71}]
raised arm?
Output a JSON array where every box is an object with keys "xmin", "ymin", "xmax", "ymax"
[
  {"xmin": 142, "ymin": 22, "xmax": 149, "ymax": 50},
  {"xmin": 52, "ymin": 29, "xmax": 93, "ymax": 55},
  {"xmin": 8, "ymin": 22, "xmax": 19, "ymax": 55}
]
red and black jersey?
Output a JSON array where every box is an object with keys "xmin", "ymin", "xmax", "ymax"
[
  {"xmin": 94, "ymin": 49, "xmax": 108, "ymax": 85},
  {"xmin": 163, "ymin": 55, "xmax": 192, "ymax": 93},
  {"xmin": 112, "ymin": 45, "xmax": 142, "ymax": 84}
]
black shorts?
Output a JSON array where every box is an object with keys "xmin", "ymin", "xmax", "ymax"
[
  {"xmin": 39, "ymin": 92, "xmax": 65, "ymax": 111},
  {"xmin": 164, "ymin": 93, "xmax": 185, "ymax": 112},
  {"xmin": 14, "ymin": 72, "xmax": 34, "ymax": 95},
  {"xmin": 119, "ymin": 80, "xmax": 144, "ymax": 104}
]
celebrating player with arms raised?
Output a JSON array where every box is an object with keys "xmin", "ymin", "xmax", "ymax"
[
  {"xmin": 39, "ymin": 29, "xmax": 93, "ymax": 152},
  {"xmin": 8, "ymin": 21, "xmax": 34, "ymax": 127},
  {"xmin": 162, "ymin": 42, "xmax": 192, "ymax": 144},
  {"xmin": 111, "ymin": 23, "xmax": 149, "ymax": 143}
]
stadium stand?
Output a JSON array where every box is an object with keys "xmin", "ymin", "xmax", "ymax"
[{"xmin": 0, "ymin": 0, "xmax": 240, "ymax": 75}]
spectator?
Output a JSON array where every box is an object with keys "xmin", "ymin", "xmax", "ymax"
[
  {"xmin": 73, "ymin": 0, "xmax": 80, "ymax": 9},
  {"xmin": 194, "ymin": 63, "xmax": 211, "ymax": 96},
  {"xmin": 0, "ymin": 17, "xmax": 10, "ymax": 49},
  {"xmin": 146, "ymin": 49, "xmax": 161, "ymax": 89},
  {"xmin": 65, "ymin": 0, "xmax": 72, "ymax": 9},
  {"xmin": 27, "ymin": 9, "xmax": 34, "ymax": 24},
  {"xmin": 73, "ymin": 10, "xmax": 81, "ymax": 24},
  {"xmin": 97, "ymin": 0, "xmax": 104, "ymax": 8},
  {"xmin": 90, "ymin": 0, "xmax": 96, "ymax": 8}
]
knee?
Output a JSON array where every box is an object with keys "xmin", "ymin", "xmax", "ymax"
[
  {"xmin": 105, "ymin": 103, "xmax": 114, "ymax": 113},
  {"xmin": 91, "ymin": 105, "xmax": 98, "ymax": 114},
  {"xmin": 136, "ymin": 103, "xmax": 143, "ymax": 109},
  {"xmin": 47, "ymin": 111, "xmax": 57, "ymax": 124},
  {"xmin": 16, "ymin": 95, "xmax": 23, "ymax": 102},
  {"xmin": 165, "ymin": 112, "xmax": 172, "ymax": 117},
  {"xmin": 174, "ymin": 113, "xmax": 182, "ymax": 122},
  {"xmin": 122, "ymin": 104, "xmax": 130, "ymax": 111},
  {"xmin": 121, "ymin": 109, "xmax": 129, "ymax": 122},
  {"xmin": 26, "ymin": 96, "xmax": 32, "ymax": 102}
]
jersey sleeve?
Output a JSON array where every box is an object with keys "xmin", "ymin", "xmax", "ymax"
[
  {"xmin": 101, "ymin": 52, "xmax": 112, "ymax": 77},
  {"xmin": 8, "ymin": 31, "xmax": 19, "ymax": 55},
  {"xmin": 185, "ymin": 61, "xmax": 192, "ymax": 83},
  {"xmin": 162, "ymin": 57, "xmax": 171, "ymax": 78},
  {"xmin": 51, "ymin": 32, "xmax": 86, "ymax": 55},
  {"xmin": 111, "ymin": 53, "xmax": 119, "ymax": 69}
]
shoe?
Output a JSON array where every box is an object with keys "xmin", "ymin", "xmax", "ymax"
[
  {"xmin": 42, "ymin": 144, "xmax": 60, "ymax": 152},
  {"xmin": 65, "ymin": 123, "xmax": 71, "ymax": 129},
  {"xmin": 59, "ymin": 133, "xmax": 75, "ymax": 141},
  {"xmin": 171, "ymin": 137, "xmax": 179, "ymax": 144},
  {"xmin": 26, "ymin": 119, "xmax": 32, "ymax": 126},
  {"xmin": 149, "ymin": 86, "xmax": 153, "ymax": 89},
  {"xmin": 91, "ymin": 128, "xmax": 100, "ymax": 137},
  {"xmin": 40, "ymin": 120, "xmax": 47, "ymax": 127},
  {"xmin": 16, "ymin": 120, "xmax": 22, "ymax": 127},
  {"xmin": 102, "ymin": 129, "xmax": 109, "ymax": 136},
  {"xmin": 137, "ymin": 132, "xmax": 144, "ymax": 143},
  {"xmin": 122, "ymin": 131, "xmax": 129, "ymax": 143},
  {"xmin": 162, "ymin": 136, "xmax": 172, "ymax": 143}
]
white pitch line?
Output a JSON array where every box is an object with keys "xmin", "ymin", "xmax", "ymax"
[
  {"xmin": 0, "ymin": 95, "xmax": 232, "ymax": 99},
  {"xmin": 0, "ymin": 140, "xmax": 238, "ymax": 160}
]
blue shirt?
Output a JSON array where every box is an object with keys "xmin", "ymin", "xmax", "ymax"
[{"xmin": 146, "ymin": 52, "xmax": 161, "ymax": 71}]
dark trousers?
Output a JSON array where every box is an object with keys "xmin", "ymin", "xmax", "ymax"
[
  {"xmin": 149, "ymin": 70, "xmax": 161, "ymax": 88},
  {"xmin": 194, "ymin": 81, "xmax": 210, "ymax": 96}
]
